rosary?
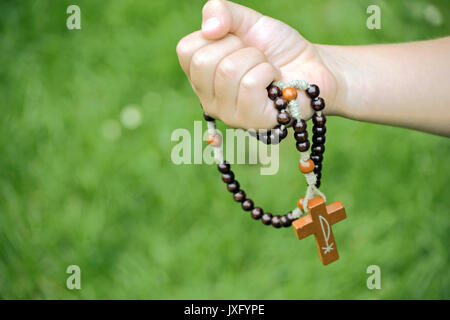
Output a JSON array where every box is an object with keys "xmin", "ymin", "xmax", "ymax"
[{"xmin": 203, "ymin": 80, "xmax": 346, "ymax": 265}]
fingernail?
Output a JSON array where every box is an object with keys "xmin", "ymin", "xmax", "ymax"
[{"xmin": 202, "ymin": 17, "xmax": 220, "ymax": 33}]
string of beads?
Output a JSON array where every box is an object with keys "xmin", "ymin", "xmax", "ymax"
[{"xmin": 203, "ymin": 80, "xmax": 328, "ymax": 228}]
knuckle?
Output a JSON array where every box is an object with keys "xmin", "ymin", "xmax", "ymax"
[
  {"xmin": 217, "ymin": 58, "xmax": 238, "ymax": 79},
  {"xmin": 176, "ymin": 31, "xmax": 202, "ymax": 58},
  {"xmin": 240, "ymin": 73, "xmax": 258, "ymax": 90},
  {"xmin": 175, "ymin": 40, "xmax": 185, "ymax": 57},
  {"xmin": 191, "ymin": 49, "xmax": 209, "ymax": 69},
  {"xmin": 176, "ymin": 36, "xmax": 191, "ymax": 57}
]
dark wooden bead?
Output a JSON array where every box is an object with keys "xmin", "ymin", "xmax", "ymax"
[
  {"xmin": 256, "ymin": 130, "xmax": 266, "ymax": 139},
  {"xmin": 296, "ymin": 140, "xmax": 310, "ymax": 152},
  {"xmin": 268, "ymin": 136, "xmax": 280, "ymax": 145},
  {"xmin": 269, "ymin": 127, "xmax": 287, "ymax": 144},
  {"xmin": 315, "ymin": 180, "xmax": 321, "ymax": 188},
  {"xmin": 203, "ymin": 112, "xmax": 215, "ymax": 122},
  {"xmin": 293, "ymin": 119, "xmax": 307, "ymax": 132},
  {"xmin": 274, "ymin": 97, "xmax": 288, "ymax": 111},
  {"xmin": 286, "ymin": 212, "xmax": 296, "ymax": 222},
  {"xmin": 261, "ymin": 213, "xmax": 273, "ymax": 225},
  {"xmin": 280, "ymin": 127, "xmax": 288, "ymax": 139},
  {"xmin": 259, "ymin": 134, "xmax": 271, "ymax": 144},
  {"xmin": 277, "ymin": 112, "xmax": 291, "ymax": 125},
  {"xmin": 312, "ymin": 134, "xmax": 326, "ymax": 145},
  {"xmin": 268, "ymin": 86, "xmax": 281, "ymax": 100},
  {"xmin": 268, "ymin": 130, "xmax": 280, "ymax": 145},
  {"xmin": 222, "ymin": 172, "xmax": 234, "ymax": 183},
  {"xmin": 257, "ymin": 131, "xmax": 272, "ymax": 144},
  {"xmin": 251, "ymin": 207, "xmax": 263, "ymax": 220},
  {"xmin": 313, "ymin": 125, "xmax": 327, "ymax": 135},
  {"xmin": 242, "ymin": 199, "xmax": 254, "ymax": 211},
  {"xmin": 294, "ymin": 131, "xmax": 308, "ymax": 142},
  {"xmin": 227, "ymin": 181, "xmax": 240, "ymax": 193},
  {"xmin": 315, "ymin": 171, "xmax": 322, "ymax": 180},
  {"xmin": 271, "ymin": 215, "xmax": 282, "ymax": 228},
  {"xmin": 311, "ymin": 97, "xmax": 325, "ymax": 111},
  {"xmin": 314, "ymin": 163, "xmax": 322, "ymax": 173},
  {"xmin": 310, "ymin": 154, "xmax": 323, "ymax": 164},
  {"xmin": 312, "ymin": 144, "xmax": 325, "ymax": 154},
  {"xmin": 218, "ymin": 162, "xmax": 230, "ymax": 173},
  {"xmin": 233, "ymin": 190, "xmax": 246, "ymax": 202},
  {"xmin": 280, "ymin": 215, "xmax": 292, "ymax": 227},
  {"xmin": 274, "ymin": 126, "xmax": 288, "ymax": 139},
  {"xmin": 312, "ymin": 113, "xmax": 326, "ymax": 126},
  {"xmin": 306, "ymin": 84, "xmax": 320, "ymax": 99}
]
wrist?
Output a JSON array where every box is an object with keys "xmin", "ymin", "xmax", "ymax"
[{"xmin": 314, "ymin": 44, "xmax": 353, "ymax": 118}]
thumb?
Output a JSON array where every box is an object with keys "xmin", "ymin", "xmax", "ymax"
[
  {"xmin": 201, "ymin": 0, "xmax": 261, "ymax": 40},
  {"xmin": 201, "ymin": 0, "xmax": 307, "ymax": 67}
]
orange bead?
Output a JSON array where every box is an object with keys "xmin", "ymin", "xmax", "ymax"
[
  {"xmin": 282, "ymin": 87, "xmax": 297, "ymax": 101},
  {"xmin": 207, "ymin": 134, "xmax": 222, "ymax": 146},
  {"xmin": 298, "ymin": 159, "xmax": 314, "ymax": 173},
  {"xmin": 297, "ymin": 197, "xmax": 305, "ymax": 211}
]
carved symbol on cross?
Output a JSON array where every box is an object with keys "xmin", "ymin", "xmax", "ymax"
[{"xmin": 292, "ymin": 196, "xmax": 346, "ymax": 265}]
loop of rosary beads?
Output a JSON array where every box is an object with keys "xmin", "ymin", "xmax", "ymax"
[
  {"xmin": 202, "ymin": 79, "xmax": 328, "ymax": 229},
  {"xmin": 217, "ymin": 160, "xmax": 295, "ymax": 228},
  {"xmin": 250, "ymin": 85, "xmax": 294, "ymax": 145},
  {"xmin": 269, "ymin": 80, "xmax": 327, "ymax": 190},
  {"xmin": 306, "ymin": 84, "xmax": 326, "ymax": 188}
]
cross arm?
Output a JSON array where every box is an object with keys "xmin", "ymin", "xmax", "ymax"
[
  {"xmin": 292, "ymin": 215, "xmax": 315, "ymax": 239},
  {"xmin": 326, "ymin": 201, "xmax": 346, "ymax": 224}
]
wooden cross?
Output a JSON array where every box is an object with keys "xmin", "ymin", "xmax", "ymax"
[{"xmin": 292, "ymin": 196, "xmax": 346, "ymax": 265}]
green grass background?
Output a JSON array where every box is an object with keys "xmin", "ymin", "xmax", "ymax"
[{"xmin": 0, "ymin": 0, "xmax": 449, "ymax": 299}]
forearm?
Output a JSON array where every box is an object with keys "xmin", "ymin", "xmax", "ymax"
[{"xmin": 318, "ymin": 37, "xmax": 450, "ymax": 137}]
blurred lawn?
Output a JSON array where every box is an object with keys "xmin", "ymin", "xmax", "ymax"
[{"xmin": 0, "ymin": 0, "xmax": 449, "ymax": 299}]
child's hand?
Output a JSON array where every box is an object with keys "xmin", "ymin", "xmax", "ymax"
[{"xmin": 176, "ymin": 0, "xmax": 338, "ymax": 129}]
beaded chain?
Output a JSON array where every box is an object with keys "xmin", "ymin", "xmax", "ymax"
[{"xmin": 203, "ymin": 80, "xmax": 328, "ymax": 228}]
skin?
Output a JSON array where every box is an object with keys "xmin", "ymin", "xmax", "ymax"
[{"xmin": 176, "ymin": 0, "xmax": 450, "ymax": 137}]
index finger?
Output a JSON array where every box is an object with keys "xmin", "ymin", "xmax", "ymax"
[{"xmin": 176, "ymin": 30, "xmax": 213, "ymax": 79}]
